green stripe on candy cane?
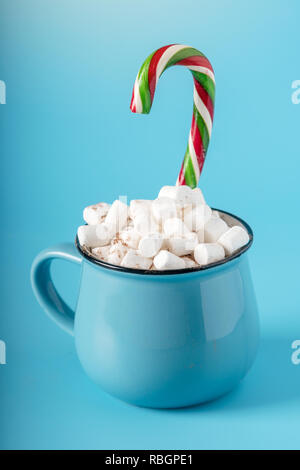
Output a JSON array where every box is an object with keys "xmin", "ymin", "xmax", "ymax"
[
  {"xmin": 191, "ymin": 71, "xmax": 216, "ymax": 104},
  {"xmin": 181, "ymin": 146, "xmax": 197, "ymax": 189},
  {"xmin": 193, "ymin": 104, "xmax": 210, "ymax": 154},
  {"xmin": 137, "ymin": 51, "xmax": 155, "ymax": 113},
  {"xmin": 164, "ymin": 47, "xmax": 206, "ymax": 70}
]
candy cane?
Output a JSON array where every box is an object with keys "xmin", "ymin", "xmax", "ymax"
[{"xmin": 130, "ymin": 44, "xmax": 215, "ymax": 189}]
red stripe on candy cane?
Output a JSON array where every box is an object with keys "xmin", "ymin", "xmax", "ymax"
[
  {"xmin": 177, "ymin": 56, "xmax": 214, "ymax": 73},
  {"xmin": 130, "ymin": 92, "xmax": 136, "ymax": 113},
  {"xmin": 190, "ymin": 113, "xmax": 205, "ymax": 171},
  {"xmin": 148, "ymin": 45, "xmax": 173, "ymax": 101},
  {"xmin": 177, "ymin": 166, "xmax": 186, "ymax": 186},
  {"xmin": 193, "ymin": 79, "xmax": 214, "ymax": 121}
]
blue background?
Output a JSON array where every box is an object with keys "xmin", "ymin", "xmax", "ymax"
[{"xmin": 1, "ymin": 0, "xmax": 300, "ymax": 449}]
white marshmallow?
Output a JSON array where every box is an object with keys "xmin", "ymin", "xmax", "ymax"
[
  {"xmin": 133, "ymin": 211, "xmax": 160, "ymax": 236},
  {"xmin": 176, "ymin": 204, "xmax": 187, "ymax": 220},
  {"xmin": 121, "ymin": 249, "xmax": 152, "ymax": 270},
  {"xmin": 158, "ymin": 185, "xmax": 194, "ymax": 207},
  {"xmin": 194, "ymin": 243, "xmax": 225, "ymax": 266},
  {"xmin": 108, "ymin": 240, "xmax": 128, "ymax": 265},
  {"xmin": 152, "ymin": 197, "xmax": 177, "ymax": 223},
  {"xmin": 107, "ymin": 252, "xmax": 122, "ymax": 265},
  {"xmin": 191, "ymin": 188, "xmax": 206, "ymax": 206},
  {"xmin": 105, "ymin": 200, "xmax": 129, "ymax": 234},
  {"xmin": 197, "ymin": 227, "xmax": 205, "ymax": 243},
  {"xmin": 163, "ymin": 217, "xmax": 190, "ymax": 238},
  {"xmin": 83, "ymin": 202, "xmax": 111, "ymax": 225},
  {"xmin": 158, "ymin": 185, "xmax": 176, "ymax": 199},
  {"xmin": 212, "ymin": 210, "xmax": 220, "ymax": 218},
  {"xmin": 129, "ymin": 199, "xmax": 152, "ymax": 219},
  {"xmin": 119, "ymin": 229, "xmax": 141, "ymax": 249},
  {"xmin": 182, "ymin": 256, "xmax": 198, "ymax": 268},
  {"xmin": 153, "ymin": 250, "xmax": 186, "ymax": 270},
  {"xmin": 95, "ymin": 224, "xmax": 114, "ymax": 246},
  {"xmin": 127, "ymin": 219, "xmax": 134, "ymax": 229},
  {"xmin": 165, "ymin": 233, "xmax": 198, "ymax": 256},
  {"xmin": 138, "ymin": 233, "xmax": 163, "ymax": 258},
  {"xmin": 204, "ymin": 217, "xmax": 228, "ymax": 243},
  {"xmin": 77, "ymin": 224, "xmax": 113, "ymax": 248},
  {"xmin": 91, "ymin": 245, "xmax": 110, "ymax": 260},
  {"xmin": 184, "ymin": 205, "xmax": 212, "ymax": 232},
  {"xmin": 218, "ymin": 226, "xmax": 250, "ymax": 255}
]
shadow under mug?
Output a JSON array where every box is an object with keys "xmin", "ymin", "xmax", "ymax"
[{"xmin": 31, "ymin": 209, "xmax": 259, "ymax": 408}]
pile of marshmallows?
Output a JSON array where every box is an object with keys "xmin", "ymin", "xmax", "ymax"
[{"xmin": 77, "ymin": 185, "xmax": 249, "ymax": 271}]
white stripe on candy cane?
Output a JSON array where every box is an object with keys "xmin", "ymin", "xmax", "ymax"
[
  {"xmin": 155, "ymin": 44, "xmax": 188, "ymax": 85},
  {"xmin": 186, "ymin": 65, "xmax": 215, "ymax": 83},
  {"xmin": 134, "ymin": 74, "xmax": 143, "ymax": 113},
  {"xmin": 188, "ymin": 132, "xmax": 200, "ymax": 182},
  {"xmin": 193, "ymin": 87, "xmax": 212, "ymax": 137}
]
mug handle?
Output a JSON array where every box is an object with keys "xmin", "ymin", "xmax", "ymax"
[{"xmin": 31, "ymin": 243, "xmax": 83, "ymax": 336}]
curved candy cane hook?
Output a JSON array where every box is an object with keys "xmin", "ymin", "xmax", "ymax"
[{"xmin": 130, "ymin": 44, "xmax": 215, "ymax": 189}]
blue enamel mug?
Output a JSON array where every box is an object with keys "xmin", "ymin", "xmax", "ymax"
[{"xmin": 31, "ymin": 209, "xmax": 259, "ymax": 408}]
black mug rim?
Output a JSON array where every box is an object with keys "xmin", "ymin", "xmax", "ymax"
[{"xmin": 75, "ymin": 208, "xmax": 253, "ymax": 276}]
